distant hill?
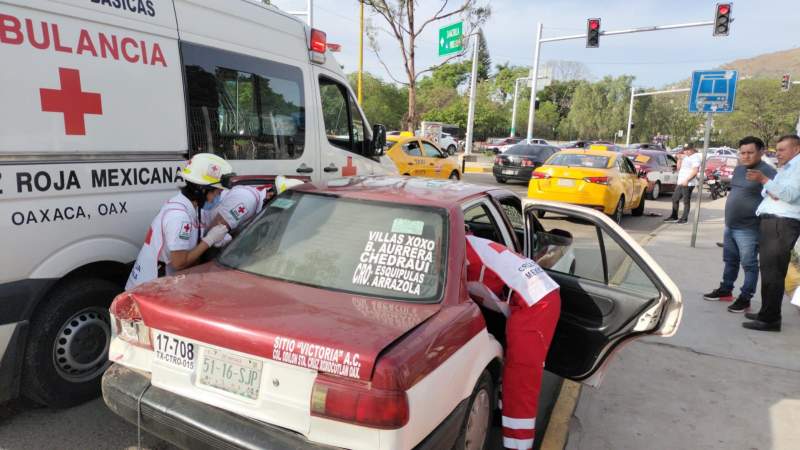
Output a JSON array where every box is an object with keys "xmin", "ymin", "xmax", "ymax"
[{"xmin": 720, "ymin": 47, "xmax": 800, "ymax": 79}]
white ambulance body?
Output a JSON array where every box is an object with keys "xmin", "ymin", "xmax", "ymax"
[{"xmin": 0, "ymin": 0, "xmax": 392, "ymax": 406}]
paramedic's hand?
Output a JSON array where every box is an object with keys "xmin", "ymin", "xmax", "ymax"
[
  {"xmin": 213, "ymin": 233, "xmax": 233, "ymax": 248},
  {"xmin": 202, "ymin": 224, "xmax": 229, "ymax": 247}
]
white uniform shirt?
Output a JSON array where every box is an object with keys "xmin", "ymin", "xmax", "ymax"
[
  {"xmin": 126, "ymin": 193, "xmax": 198, "ymax": 289},
  {"xmin": 202, "ymin": 185, "xmax": 267, "ymax": 231},
  {"xmin": 678, "ymin": 152, "xmax": 702, "ymax": 186}
]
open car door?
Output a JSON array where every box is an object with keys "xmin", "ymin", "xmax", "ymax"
[{"xmin": 523, "ymin": 199, "xmax": 682, "ymax": 386}]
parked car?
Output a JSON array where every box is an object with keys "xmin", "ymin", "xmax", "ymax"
[
  {"xmin": 588, "ymin": 143, "xmax": 625, "ymax": 152},
  {"xmin": 440, "ymin": 132, "xmax": 459, "ymax": 155},
  {"xmin": 485, "ymin": 137, "xmax": 523, "ymax": 154},
  {"xmin": 628, "ymin": 143, "xmax": 666, "ymax": 151},
  {"xmin": 528, "ymin": 149, "xmax": 648, "ymax": 223},
  {"xmin": 103, "ymin": 177, "xmax": 682, "ymax": 450},
  {"xmin": 624, "ymin": 150, "xmax": 679, "ymax": 199},
  {"xmin": 386, "ymin": 134, "xmax": 461, "ymax": 180},
  {"xmin": 493, "ymin": 144, "xmax": 560, "ymax": 184},
  {"xmin": 708, "ymin": 147, "xmax": 737, "ymax": 157},
  {"xmin": 703, "ymin": 155, "xmax": 738, "ymax": 186}
]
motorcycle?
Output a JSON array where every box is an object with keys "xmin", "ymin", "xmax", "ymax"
[{"xmin": 707, "ymin": 169, "xmax": 727, "ymax": 200}]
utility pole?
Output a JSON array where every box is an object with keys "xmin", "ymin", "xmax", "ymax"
[
  {"xmin": 464, "ymin": 31, "xmax": 480, "ymax": 155},
  {"xmin": 691, "ymin": 112, "xmax": 713, "ymax": 248},
  {"xmin": 357, "ymin": 0, "xmax": 364, "ymax": 104},
  {"xmin": 525, "ymin": 23, "xmax": 543, "ymax": 142},
  {"xmin": 510, "ymin": 77, "xmax": 531, "ymax": 137}
]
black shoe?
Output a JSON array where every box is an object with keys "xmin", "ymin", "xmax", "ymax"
[
  {"xmin": 676, "ymin": 218, "xmax": 688, "ymax": 224},
  {"xmin": 744, "ymin": 312, "xmax": 760, "ymax": 321},
  {"xmin": 727, "ymin": 297, "xmax": 751, "ymax": 312},
  {"xmin": 663, "ymin": 216, "xmax": 679, "ymax": 223},
  {"xmin": 703, "ymin": 288, "xmax": 733, "ymax": 301},
  {"xmin": 716, "ymin": 242, "xmax": 724, "ymax": 248},
  {"xmin": 742, "ymin": 319, "xmax": 781, "ymax": 332}
]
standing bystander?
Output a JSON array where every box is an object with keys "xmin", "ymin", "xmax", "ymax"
[
  {"xmin": 742, "ymin": 135, "xmax": 800, "ymax": 331},
  {"xmin": 665, "ymin": 144, "xmax": 702, "ymax": 224},
  {"xmin": 703, "ymin": 137, "xmax": 776, "ymax": 312}
]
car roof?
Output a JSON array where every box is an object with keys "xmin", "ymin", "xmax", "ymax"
[
  {"xmin": 556, "ymin": 149, "xmax": 618, "ymax": 157},
  {"xmin": 625, "ymin": 149, "xmax": 667, "ymax": 156},
  {"xmin": 293, "ymin": 176, "xmax": 496, "ymax": 209}
]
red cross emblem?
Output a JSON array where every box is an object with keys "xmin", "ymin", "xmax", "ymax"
[
  {"xmin": 238, "ymin": 205, "xmax": 246, "ymax": 214},
  {"xmin": 342, "ymin": 156, "xmax": 357, "ymax": 177},
  {"xmin": 39, "ymin": 68, "xmax": 103, "ymax": 136},
  {"xmin": 183, "ymin": 223, "xmax": 191, "ymax": 233}
]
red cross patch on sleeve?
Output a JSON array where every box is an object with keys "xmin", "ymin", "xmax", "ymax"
[{"xmin": 178, "ymin": 221, "xmax": 192, "ymax": 240}]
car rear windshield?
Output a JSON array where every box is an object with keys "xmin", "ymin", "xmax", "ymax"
[
  {"xmin": 547, "ymin": 153, "xmax": 609, "ymax": 168},
  {"xmin": 219, "ymin": 191, "xmax": 448, "ymax": 302},
  {"xmin": 506, "ymin": 145, "xmax": 548, "ymax": 157}
]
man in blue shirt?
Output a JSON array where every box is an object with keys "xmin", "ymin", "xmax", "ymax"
[
  {"xmin": 742, "ymin": 134, "xmax": 800, "ymax": 331},
  {"xmin": 703, "ymin": 137, "xmax": 776, "ymax": 312}
]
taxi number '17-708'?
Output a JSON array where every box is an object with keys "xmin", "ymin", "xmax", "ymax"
[{"xmin": 153, "ymin": 332, "xmax": 196, "ymax": 370}]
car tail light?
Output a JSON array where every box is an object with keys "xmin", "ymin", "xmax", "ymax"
[
  {"xmin": 109, "ymin": 293, "xmax": 152, "ymax": 349},
  {"xmin": 309, "ymin": 29, "xmax": 327, "ymax": 63},
  {"xmin": 531, "ymin": 171, "xmax": 550, "ymax": 179},
  {"xmin": 495, "ymin": 157, "xmax": 502, "ymax": 165},
  {"xmin": 584, "ymin": 176, "xmax": 609, "ymax": 185},
  {"xmin": 310, "ymin": 374, "xmax": 409, "ymax": 429}
]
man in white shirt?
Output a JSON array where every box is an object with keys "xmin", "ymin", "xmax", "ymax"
[{"xmin": 665, "ymin": 144, "xmax": 702, "ymax": 224}]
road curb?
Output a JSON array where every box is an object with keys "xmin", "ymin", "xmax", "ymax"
[{"xmin": 463, "ymin": 166, "xmax": 493, "ymax": 174}]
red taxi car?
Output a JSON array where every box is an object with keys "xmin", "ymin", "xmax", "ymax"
[
  {"xmin": 624, "ymin": 150, "xmax": 679, "ymax": 199},
  {"xmin": 103, "ymin": 177, "xmax": 682, "ymax": 450}
]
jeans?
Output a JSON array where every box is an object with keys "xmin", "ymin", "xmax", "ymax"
[
  {"xmin": 757, "ymin": 216, "xmax": 800, "ymax": 322},
  {"xmin": 720, "ymin": 226, "xmax": 759, "ymax": 299},
  {"xmin": 671, "ymin": 185, "xmax": 694, "ymax": 220}
]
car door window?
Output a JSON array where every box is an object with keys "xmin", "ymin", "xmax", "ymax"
[
  {"xmin": 404, "ymin": 141, "xmax": 422, "ymax": 157},
  {"xmin": 463, "ymin": 203, "xmax": 507, "ymax": 245},
  {"xmin": 494, "ymin": 195, "xmax": 524, "ymax": 252},
  {"xmin": 421, "ymin": 142, "xmax": 443, "ymax": 159},
  {"xmin": 319, "ymin": 77, "xmax": 368, "ymax": 155}
]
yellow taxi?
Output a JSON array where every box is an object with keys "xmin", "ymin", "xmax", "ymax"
[
  {"xmin": 527, "ymin": 149, "xmax": 647, "ymax": 223},
  {"xmin": 386, "ymin": 133, "xmax": 461, "ymax": 180}
]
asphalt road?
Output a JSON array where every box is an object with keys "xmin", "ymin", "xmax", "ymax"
[{"xmin": 0, "ymin": 174, "xmax": 683, "ymax": 450}]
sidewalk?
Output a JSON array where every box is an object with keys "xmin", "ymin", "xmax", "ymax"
[{"xmin": 567, "ymin": 196, "xmax": 800, "ymax": 450}]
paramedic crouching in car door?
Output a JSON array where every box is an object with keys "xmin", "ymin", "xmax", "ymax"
[
  {"xmin": 465, "ymin": 235, "xmax": 561, "ymax": 450},
  {"xmin": 125, "ymin": 153, "xmax": 233, "ymax": 290}
]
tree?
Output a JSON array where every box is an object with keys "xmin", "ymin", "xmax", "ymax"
[
  {"xmin": 477, "ymin": 30, "xmax": 491, "ymax": 81},
  {"xmin": 347, "ymin": 72, "xmax": 407, "ymax": 130},
  {"xmin": 714, "ymin": 78, "xmax": 800, "ymax": 148},
  {"xmin": 561, "ymin": 76, "xmax": 633, "ymax": 140},
  {"xmin": 538, "ymin": 80, "xmax": 585, "ymax": 119},
  {"xmin": 363, "ymin": 0, "xmax": 490, "ymax": 130},
  {"xmin": 543, "ymin": 60, "xmax": 592, "ymax": 82}
]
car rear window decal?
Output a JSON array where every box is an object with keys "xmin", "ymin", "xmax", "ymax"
[
  {"xmin": 352, "ymin": 231, "xmax": 436, "ymax": 296},
  {"xmin": 391, "ymin": 218, "xmax": 424, "ymax": 235}
]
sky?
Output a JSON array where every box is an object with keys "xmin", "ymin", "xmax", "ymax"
[{"xmin": 270, "ymin": 0, "xmax": 799, "ymax": 89}]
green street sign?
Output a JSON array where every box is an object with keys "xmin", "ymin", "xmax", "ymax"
[{"xmin": 438, "ymin": 22, "xmax": 463, "ymax": 56}]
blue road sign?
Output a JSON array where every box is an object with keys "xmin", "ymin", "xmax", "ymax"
[{"xmin": 689, "ymin": 70, "xmax": 738, "ymax": 113}]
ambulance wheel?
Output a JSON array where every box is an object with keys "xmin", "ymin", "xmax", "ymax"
[
  {"xmin": 454, "ymin": 370, "xmax": 494, "ymax": 450},
  {"xmin": 22, "ymin": 278, "xmax": 121, "ymax": 408}
]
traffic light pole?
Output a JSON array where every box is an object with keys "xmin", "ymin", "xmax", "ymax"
[
  {"xmin": 625, "ymin": 87, "xmax": 692, "ymax": 146},
  {"xmin": 464, "ymin": 31, "xmax": 480, "ymax": 155},
  {"xmin": 691, "ymin": 112, "xmax": 714, "ymax": 248},
  {"xmin": 510, "ymin": 77, "xmax": 530, "ymax": 137},
  {"xmin": 526, "ymin": 19, "xmax": 716, "ymax": 142}
]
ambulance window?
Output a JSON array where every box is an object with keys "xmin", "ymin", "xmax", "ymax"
[
  {"xmin": 182, "ymin": 42, "xmax": 305, "ymax": 160},
  {"xmin": 320, "ymin": 77, "xmax": 368, "ymax": 155}
]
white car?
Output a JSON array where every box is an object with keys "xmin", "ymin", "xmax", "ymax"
[{"xmin": 440, "ymin": 132, "xmax": 459, "ymax": 155}]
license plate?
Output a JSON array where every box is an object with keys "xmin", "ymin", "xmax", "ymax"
[
  {"xmin": 502, "ymin": 169, "xmax": 517, "ymax": 175},
  {"xmin": 199, "ymin": 347, "xmax": 263, "ymax": 400},
  {"xmin": 153, "ymin": 332, "xmax": 196, "ymax": 371},
  {"xmin": 557, "ymin": 178, "xmax": 575, "ymax": 187}
]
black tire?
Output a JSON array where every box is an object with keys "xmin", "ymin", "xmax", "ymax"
[
  {"xmin": 632, "ymin": 191, "xmax": 646, "ymax": 217},
  {"xmin": 22, "ymin": 278, "xmax": 121, "ymax": 408},
  {"xmin": 495, "ymin": 177, "xmax": 507, "ymax": 184},
  {"xmin": 536, "ymin": 210, "xmax": 546, "ymax": 219},
  {"xmin": 449, "ymin": 170, "xmax": 461, "ymax": 180},
  {"xmin": 711, "ymin": 188, "xmax": 719, "ymax": 200},
  {"xmin": 447, "ymin": 145, "xmax": 456, "ymax": 155},
  {"xmin": 453, "ymin": 370, "xmax": 494, "ymax": 450},
  {"xmin": 648, "ymin": 181, "xmax": 661, "ymax": 200},
  {"xmin": 611, "ymin": 197, "xmax": 624, "ymax": 224}
]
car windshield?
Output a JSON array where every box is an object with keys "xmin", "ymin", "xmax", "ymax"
[
  {"xmin": 219, "ymin": 191, "xmax": 448, "ymax": 302},
  {"xmin": 506, "ymin": 145, "xmax": 546, "ymax": 156},
  {"xmin": 547, "ymin": 153, "xmax": 609, "ymax": 168}
]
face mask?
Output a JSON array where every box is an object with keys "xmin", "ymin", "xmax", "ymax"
[{"xmin": 202, "ymin": 193, "xmax": 222, "ymax": 211}]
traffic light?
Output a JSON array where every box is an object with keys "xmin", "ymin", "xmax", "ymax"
[
  {"xmin": 782, "ymin": 74, "xmax": 791, "ymax": 92},
  {"xmin": 586, "ymin": 18, "xmax": 600, "ymax": 48},
  {"xmin": 713, "ymin": 3, "xmax": 732, "ymax": 36}
]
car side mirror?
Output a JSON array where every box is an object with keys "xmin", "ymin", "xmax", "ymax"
[{"xmin": 370, "ymin": 124, "xmax": 387, "ymax": 157}]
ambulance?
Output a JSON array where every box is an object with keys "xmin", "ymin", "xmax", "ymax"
[{"xmin": 0, "ymin": 0, "xmax": 391, "ymax": 407}]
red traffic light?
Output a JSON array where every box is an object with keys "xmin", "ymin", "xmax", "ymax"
[
  {"xmin": 717, "ymin": 4, "xmax": 730, "ymax": 15},
  {"xmin": 589, "ymin": 20, "xmax": 600, "ymax": 30}
]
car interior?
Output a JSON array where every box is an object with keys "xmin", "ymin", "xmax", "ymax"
[{"xmin": 463, "ymin": 195, "xmax": 663, "ymax": 381}]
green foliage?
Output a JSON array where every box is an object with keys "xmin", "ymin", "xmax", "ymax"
[
  {"xmin": 477, "ymin": 31, "xmax": 491, "ymax": 81},
  {"xmin": 347, "ymin": 72, "xmax": 407, "ymax": 130},
  {"xmin": 713, "ymin": 78, "xmax": 800, "ymax": 148},
  {"xmin": 561, "ymin": 76, "xmax": 634, "ymax": 140}
]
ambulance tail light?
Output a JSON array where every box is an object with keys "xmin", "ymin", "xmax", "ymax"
[
  {"xmin": 110, "ymin": 293, "xmax": 152, "ymax": 349},
  {"xmin": 309, "ymin": 29, "xmax": 327, "ymax": 64},
  {"xmin": 310, "ymin": 374, "xmax": 409, "ymax": 429}
]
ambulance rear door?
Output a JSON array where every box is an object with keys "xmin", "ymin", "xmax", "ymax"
[{"xmin": 174, "ymin": 0, "xmax": 319, "ymax": 179}]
